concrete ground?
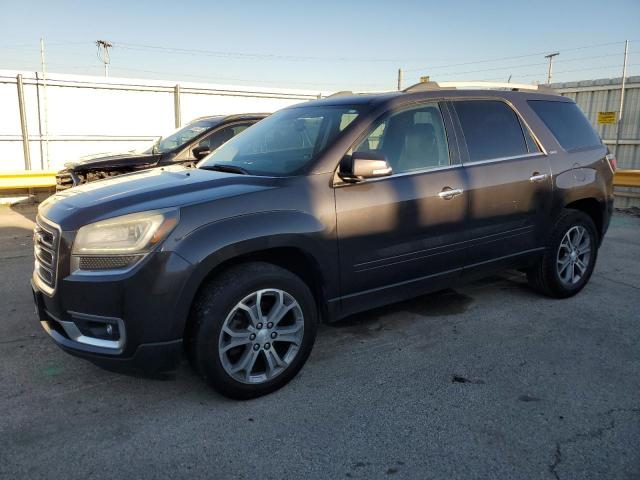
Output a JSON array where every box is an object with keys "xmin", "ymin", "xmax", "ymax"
[{"xmin": 0, "ymin": 205, "xmax": 638, "ymax": 480}]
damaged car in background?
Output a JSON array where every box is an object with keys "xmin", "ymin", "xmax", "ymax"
[{"xmin": 55, "ymin": 113, "xmax": 268, "ymax": 190}]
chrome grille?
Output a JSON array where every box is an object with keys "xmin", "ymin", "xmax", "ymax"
[{"xmin": 34, "ymin": 218, "xmax": 60, "ymax": 292}]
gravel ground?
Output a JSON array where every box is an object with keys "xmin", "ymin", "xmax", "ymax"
[{"xmin": 0, "ymin": 205, "xmax": 638, "ymax": 480}]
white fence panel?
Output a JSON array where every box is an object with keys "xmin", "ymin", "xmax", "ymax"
[{"xmin": 0, "ymin": 70, "xmax": 324, "ymax": 171}]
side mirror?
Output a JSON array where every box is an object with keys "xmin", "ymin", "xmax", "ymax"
[
  {"xmin": 339, "ymin": 151, "xmax": 392, "ymax": 182},
  {"xmin": 192, "ymin": 145, "xmax": 212, "ymax": 160}
]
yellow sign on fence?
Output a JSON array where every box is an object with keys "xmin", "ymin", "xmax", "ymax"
[{"xmin": 597, "ymin": 111, "xmax": 617, "ymax": 124}]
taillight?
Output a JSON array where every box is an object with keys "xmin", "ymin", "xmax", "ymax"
[{"xmin": 605, "ymin": 153, "xmax": 617, "ymax": 172}]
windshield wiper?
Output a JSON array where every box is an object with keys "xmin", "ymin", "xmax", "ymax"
[{"xmin": 200, "ymin": 164, "xmax": 250, "ymax": 175}]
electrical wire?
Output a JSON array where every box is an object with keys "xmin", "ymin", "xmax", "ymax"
[
  {"xmin": 116, "ymin": 42, "xmax": 428, "ymax": 64},
  {"xmin": 438, "ymin": 53, "xmax": 636, "ymax": 78},
  {"xmin": 107, "ymin": 66, "xmax": 389, "ymax": 89},
  {"xmin": 404, "ymin": 40, "xmax": 628, "ymax": 73},
  {"xmin": 476, "ymin": 63, "xmax": 640, "ymax": 82}
]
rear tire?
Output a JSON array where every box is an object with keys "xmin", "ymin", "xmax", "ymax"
[
  {"xmin": 189, "ymin": 262, "xmax": 317, "ymax": 399},
  {"xmin": 527, "ymin": 209, "xmax": 598, "ymax": 298}
]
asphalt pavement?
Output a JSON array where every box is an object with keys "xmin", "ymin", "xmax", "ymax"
[{"xmin": 0, "ymin": 204, "xmax": 638, "ymax": 480}]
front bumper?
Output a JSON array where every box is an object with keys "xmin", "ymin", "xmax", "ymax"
[{"xmin": 32, "ymin": 248, "xmax": 195, "ymax": 373}]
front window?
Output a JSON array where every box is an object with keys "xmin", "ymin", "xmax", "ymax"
[
  {"xmin": 150, "ymin": 119, "xmax": 220, "ymax": 154},
  {"xmin": 198, "ymin": 105, "xmax": 363, "ymax": 176},
  {"xmin": 354, "ymin": 103, "xmax": 450, "ymax": 174}
]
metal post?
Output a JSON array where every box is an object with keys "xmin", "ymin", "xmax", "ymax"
[
  {"xmin": 614, "ymin": 40, "xmax": 629, "ymax": 156},
  {"xmin": 397, "ymin": 68, "xmax": 403, "ymax": 91},
  {"xmin": 545, "ymin": 52, "xmax": 559, "ymax": 84},
  {"xmin": 16, "ymin": 75, "xmax": 31, "ymax": 170},
  {"xmin": 174, "ymin": 84, "xmax": 181, "ymax": 128},
  {"xmin": 96, "ymin": 40, "xmax": 112, "ymax": 77},
  {"xmin": 40, "ymin": 37, "xmax": 50, "ymax": 168}
]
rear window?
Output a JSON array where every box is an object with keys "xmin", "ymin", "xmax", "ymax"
[
  {"xmin": 528, "ymin": 100, "xmax": 601, "ymax": 151},
  {"xmin": 453, "ymin": 100, "xmax": 529, "ymax": 162}
]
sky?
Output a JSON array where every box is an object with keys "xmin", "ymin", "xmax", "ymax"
[{"xmin": 0, "ymin": 0, "xmax": 639, "ymax": 91}]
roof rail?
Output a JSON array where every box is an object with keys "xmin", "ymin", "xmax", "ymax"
[
  {"xmin": 326, "ymin": 90, "xmax": 355, "ymax": 98},
  {"xmin": 404, "ymin": 81, "xmax": 554, "ymax": 93}
]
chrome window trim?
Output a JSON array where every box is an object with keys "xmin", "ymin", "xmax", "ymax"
[
  {"xmin": 461, "ymin": 152, "xmax": 546, "ymax": 167},
  {"xmin": 335, "ymin": 163, "xmax": 464, "ymax": 188}
]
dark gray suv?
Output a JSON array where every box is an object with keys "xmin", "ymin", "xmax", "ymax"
[{"xmin": 32, "ymin": 83, "xmax": 615, "ymax": 399}]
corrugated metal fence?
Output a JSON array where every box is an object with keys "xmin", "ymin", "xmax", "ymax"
[
  {"xmin": 0, "ymin": 69, "xmax": 324, "ymax": 172},
  {"xmin": 2, "ymin": 69, "xmax": 638, "ymax": 206},
  {"xmin": 553, "ymin": 76, "xmax": 640, "ymax": 208}
]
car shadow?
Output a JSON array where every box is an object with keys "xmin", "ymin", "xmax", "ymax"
[{"xmin": 326, "ymin": 270, "xmax": 533, "ymax": 332}]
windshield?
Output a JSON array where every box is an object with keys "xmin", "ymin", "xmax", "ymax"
[
  {"xmin": 197, "ymin": 105, "xmax": 362, "ymax": 176},
  {"xmin": 150, "ymin": 118, "xmax": 220, "ymax": 154}
]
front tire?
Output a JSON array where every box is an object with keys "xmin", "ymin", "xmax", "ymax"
[
  {"xmin": 189, "ymin": 262, "xmax": 317, "ymax": 399},
  {"xmin": 527, "ymin": 209, "xmax": 598, "ymax": 298}
]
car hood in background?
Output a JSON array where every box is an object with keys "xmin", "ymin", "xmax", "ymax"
[
  {"xmin": 39, "ymin": 166, "xmax": 278, "ymax": 230},
  {"xmin": 64, "ymin": 152, "xmax": 161, "ymax": 171}
]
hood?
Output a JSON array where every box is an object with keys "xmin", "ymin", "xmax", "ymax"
[
  {"xmin": 64, "ymin": 152, "xmax": 161, "ymax": 171},
  {"xmin": 39, "ymin": 166, "xmax": 278, "ymax": 230}
]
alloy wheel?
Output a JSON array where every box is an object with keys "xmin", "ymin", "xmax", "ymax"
[
  {"xmin": 218, "ymin": 289, "xmax": 304, "ymax": 384},
  {"xmin": 556, "ymin": 225, "xmax": 591, "ymax": 285}
]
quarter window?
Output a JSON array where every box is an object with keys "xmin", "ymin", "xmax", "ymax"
[
  {"xmin": 528, "ymin": 100, "xmax": 601, "ymax": 151},
  {"xmin": 354, "ymin": 103, "xmax": 450, "ymax": 174},
  {"xmin": 453, "ymin": 100, "xmax": 529, "ymax": 162}
]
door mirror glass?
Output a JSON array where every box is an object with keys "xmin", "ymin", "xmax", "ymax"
[
  {"xmin": 339, "ymin": 151, "xmax": 392, "ymax": 181},
  {"xmin": 192, "ymin": 145, "xmax": 212, "ymax": 160}
]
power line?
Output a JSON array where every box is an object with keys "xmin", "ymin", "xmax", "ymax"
[
  {"xmin": 431, "ymin": 53, "xmax": 627, "ymax": 78},
  {"xmin": 115, "ymin": 42, "xmax": 426, "ymax": 64},
  {"xmin": 477, "ymin": 62, "xmax": 640, "ymax": 82},
  {"xmin": 107, "ymin": 66, "xmax": 389, "ymax": 89},
  {"xmin": 0, "ymin": 41, "xmax": 90, "ymax": 49},
  {"xmin": 404, "ymin": 40, "xmax": 627, "ymax": 72}
]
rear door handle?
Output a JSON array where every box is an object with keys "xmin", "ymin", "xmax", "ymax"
[
  {"xmin": 438, "ymin": 187, "xmax": 464, "ymax": 200},
  {"xmin": 529, "ymin": 173, "xmax": 548, "ymax": 182}
]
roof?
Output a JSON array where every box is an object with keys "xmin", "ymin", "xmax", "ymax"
[{"xmin": 295, "ymin": 88, "xmax": 565, "ymax": 110}]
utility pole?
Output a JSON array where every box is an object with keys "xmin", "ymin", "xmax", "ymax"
[
  {"xmin": 96, "ymin": 40, "xmax": 113, "ymax": 77},
  {"xmin": 397, "ymin": 68, "xmax": 403, "ymax": 91},
  {"xmin": 16, "ymin": 75, "xmax": 31, "ymax": 170},
  {"xmin": 614, "ymin": 40, "xmax": 629, "ymax": 156},
  {"xmin": 545, "ymin": 52, "xmax": 559, "ymax": 84},
  {"xmin": 40, "ymin": 37, "xmax": 50, "ymax": 168}
]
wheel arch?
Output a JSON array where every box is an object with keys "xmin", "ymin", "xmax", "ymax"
[
  {"xmin": 170, "ymin": 208, "xmax": 338, "ymax": 344},
  {"xmin": 564, "ymin": 197, "xmax": 605, "ymax": 243}
]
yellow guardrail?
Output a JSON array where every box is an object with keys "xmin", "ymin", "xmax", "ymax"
[
  {"xmin": 0, "ymin": 168, "xmax": 639, "ymax": 190},
  {"xmin": 0, "ymin": 170, "xmax": 57, "ymax": 190},
  {"xmin": 613, "ymin": 169, "xmax": 640, "ymax": 188}
]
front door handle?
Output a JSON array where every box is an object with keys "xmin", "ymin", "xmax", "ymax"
[
  {"xmin": 529, "ymin": 172, "xmax": 548, "ymax": 182},
  {"xmin": 438, "ymin": 187, "xmax": 464, "ymax": 200}
]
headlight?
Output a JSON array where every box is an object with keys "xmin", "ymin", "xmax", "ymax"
[{"xmin": 72, "ymin": 209, "xmax": 179, "ymax": 270}]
